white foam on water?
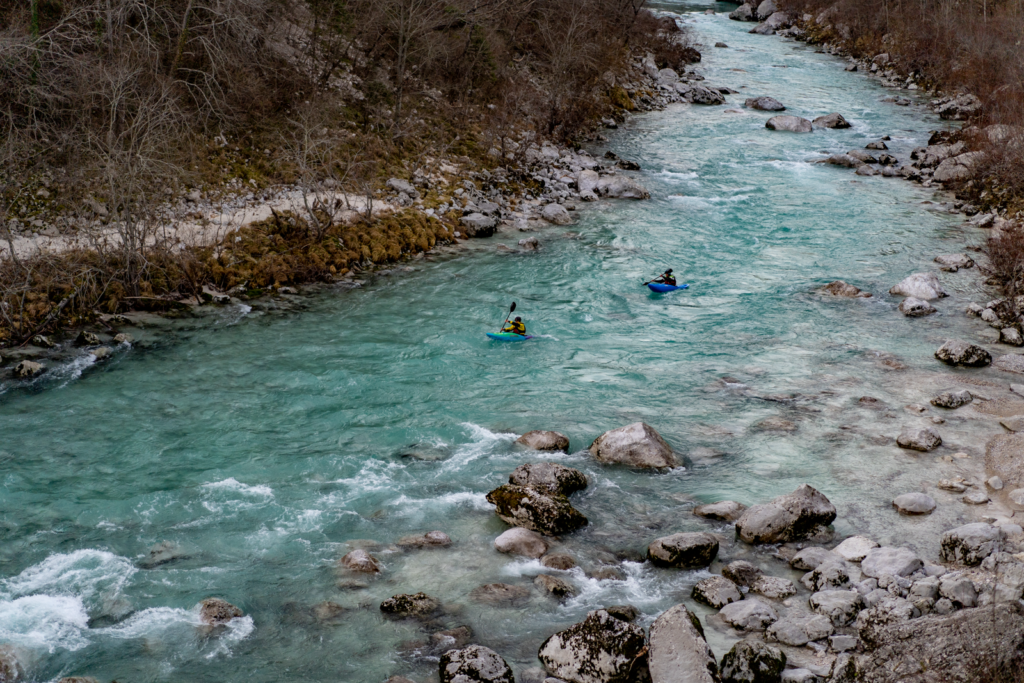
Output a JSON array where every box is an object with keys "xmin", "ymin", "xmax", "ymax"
[
  {"xmin": 437, "ymin": 423, "xmax": 519, "ymax": 471},
  {"xmin": 96, "ymin": 606, "xmax": 200, "ymax": 639},
  {"xmin": 203, "ymin": 615, "xmax": 255, "ymax": 659},
  {"xmin": 1, "ymin": 549, "xmax": 136, "ymax": 609},
  {"xmin": 50, "ymin": 353, "xmax": 98, "ymax": 389},
  {"xmin": 201, "ymin": 477, "xmax": 274, "ymax": 497},
  {"xmin": 0, "ymin": 595, "xmax": 90, "ymax": 653},
  {"xmin": 668, "ymin": 196, "xmax": 711, "ymax": 209},
  {"xmin": 657, "ymin": 170, "xmax": 699, "ymax": 181},
  {"xmin": 389, "ymin": 491, "xmax": 490, "ymax": 512}
]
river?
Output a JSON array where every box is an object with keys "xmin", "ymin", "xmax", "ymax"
[{"xmin": 0, "ymin": 2, "xmax": 998, "ymax": 681}]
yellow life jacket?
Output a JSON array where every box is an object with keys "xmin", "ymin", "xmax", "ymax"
[{"xmin": 505, "ymin": 320, "xmax": 526, "ymax": 335}]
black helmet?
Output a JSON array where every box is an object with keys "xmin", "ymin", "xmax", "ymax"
[
  {"xmin": 665, "ymin": 268, "xmax": 673, "ymax": 274},
  {"xmin": 514, "ymin": 316, "xmax": 522, "ymax": 321}
]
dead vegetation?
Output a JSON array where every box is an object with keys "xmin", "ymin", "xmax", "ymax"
[{"xmin": 0, "ymin": 0, "xmax": 692, "ymax": 344}]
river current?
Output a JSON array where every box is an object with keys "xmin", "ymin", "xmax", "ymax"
[{"xmin": 0, "ymin": 3, "xmax": 1001, "ymax": 681}]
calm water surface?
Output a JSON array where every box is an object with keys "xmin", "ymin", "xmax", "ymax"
[{"xmin": 0, "ymin": 3, "xmax": 1001, "ymax": 681}]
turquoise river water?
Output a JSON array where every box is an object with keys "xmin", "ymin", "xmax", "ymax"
[{"xmin": 0, "ymin": 2, "xmax": 1005, "ymax": 681}]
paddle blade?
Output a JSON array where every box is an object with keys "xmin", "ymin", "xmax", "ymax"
[{"xmin": 509, "ymin": 302, "xmax": 516, "ymax": 313}]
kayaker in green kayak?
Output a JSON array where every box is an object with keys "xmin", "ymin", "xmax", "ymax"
[{"xmin": 502, "ymin": 317, "xmax": 527, "ymax": 336}]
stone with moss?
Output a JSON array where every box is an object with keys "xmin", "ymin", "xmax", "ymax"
[{"xmin": 485, "ymin": 484, "xmax": 587, "ymax": 536}]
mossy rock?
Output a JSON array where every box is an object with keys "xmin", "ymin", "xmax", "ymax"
[{"xmin": 485, "ymin": 484, "xmax": 587, "ymax": 536}]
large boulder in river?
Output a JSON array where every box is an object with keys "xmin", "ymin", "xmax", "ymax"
[
  {"xmin": 508, "ymin": 462, "xmax": 587, "ymax": 495},
  {"xmin": 765, "ymin": 115, "xmax": 812, "ymax": 132},
  {"xmin": 199, "ymin": 598, "xmax": 244, "ymax": 625},
  {"xmin": 485, "ymin": 484, "xmax": 587, "ymax": 535},
  {"xmin": 648, "ymin": 532, "xmax": 719, "ymax": 568},
  {"xmin": 719, "ymin": 639, "xmax": 786, "ymax": 683},
  {"xmin": 648, "ymin": 603, "xmax": 719, "ymax": 683},
  {"xmin": 541, "ymin": 203, "xmax": 573, "ymax": 225},
  {"xmin": 812, "ymin": 113, "xmax": 851, "ymax": 129},
  {"xmin": 515, "ymin": 430, "xmax": 570, "ymax": 453},
  {"xmin": 745, "ymin": 96, "xmax": 785, "ymax": 111},
  {"xmin": 494, "ymin": 527, "xmax": 548, "ymax": 558},
  {"xmin": 460, "ymin": 213, "xmax": 497, "ymax": 238},
  {"xmin": 589, "ymin": 422, "xmax": 678, "ymax": 469},
  {"xmin": 538, "ymin": 609, "xmax": 649, "ymax": 683},
  {"xmin": 889, "ymin": 272, "xmax": 947, "ymax": 300},
  {"xmin": 934, "ymin": 152, "xmax": 985, "ymax": 183},
  {"xmin": 934, "ymin": 340, "xmax": 991, "ymax": 367},
  {"xmin": 986, "ymin": 433, "xmax": 1024, "ymax": 487},
  {"xmin": 596, "ymin": 175, "xmax": 650, "ymax": 199},
  {"xmin": 734, "ymin": 484, "xmax": 836, "ymax": 544},
  {"xmin": 940, "ymin": 523, "xmax": 1005, "ymax": 566},
  {"xmin": 729, "ymin": 3, "xmax": 756, "ymax": 21},
  {"xmin": 755, "ymin": 0, "xmax": 777, "ymax": 18},
  {"xmin": 855, "ymin": 602, "xmax": 1024, "ymax": 682},
  {"xmin": 439, "ymin": 645, "xmax": 515, "ymax": 683},
  {"xmin": 690, "ymin": 85, "xmax": 727, "ymax": 105}
]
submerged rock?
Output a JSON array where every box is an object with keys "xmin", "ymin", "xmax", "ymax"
[
  {"xmin": 694, "ymin": 500, "xmax": 748, "ymax": 521},
  {"xmin": 693, "ymin": 576, "xmax": 743, "ymax": 608},
  {"xmin": 889, "ymin": 272, "xmax": 947, "ymax": 300},
  {"xmin": 790, "ymin": 547, "xmax": 840, "ymax": 571},
  {"xmin": 508, "ymin": 462, "xmax": 587, "ymax": 496},
  {"xmin": 648, "ymin": 603, "xmax": 719, "ymax": 683},
  {"xmin": 994, "ymin": 354, "xmax": 1024, "ymax": 374},
  {"xmin": 535, "ymin": 574, "xmax": 578, "ymax": 599},
  {"xmin": 439, "ymin": 645, "xmax": 515, "ymax": 683},
  {"xmin": 397, "ymin": 531, "xmax": 452, "ymax": 549},
  {"xmin": 469, "ymin": 583, "xmax": 531, "ymax": 606},
  {"xmin": 494, "ymin": 527, "xmax": 548, "ymax": 558},
  {"xmin": 648, "ymin": 532, "xmax": 720, "ymax": 568},
  {"xmin": 139, "ymin": 541, "xmax": 189, "ymax": 568},
  {"xmin": 934, "ymin": 253, "xmax": 974, "ymax": 270},
  {"xmin": 765, "ymin": 115, "xmax": 812, "ymax": 132},
  {"xmin": 589, "ymin": 422, "xmax": 678, "ymax": 469},
  {"xmin": 339, "ymin": 549, "xmax": 381, "ymax": 574},
  {"xmin": 541, "ymin": 553, "xmax": 576, "ymax": 570},
  {"xmin": 485, "ymin": 484, "xmax": 588, "ymax": 535},
  {"xmin": 380, "ymin": 592, "xmax": 442, "ymax": 619},
  {"xmin": 199, "ymin": 598, "xmax": 244, "ymax": 626},
  {"xmin": 538, "ymin": 609, "xmax": 648, "ymax": 683},
  {"xmin": 734, "ymin": 484, "xmax": 837, "ymax": 544},
  {"xmin": 935, "ymin": 340, "xmax": 991, "ymax": 367},
  {"xmin": 515, "ymin": 430, "xmax": 570, "ymax": 452},
  {"xmin": 719, "ymin": 639, "xmax": 786, "ymax": 683},
  {"xmin": 821, "ymin": 280, "xmax": 869, "ymax": 297}
]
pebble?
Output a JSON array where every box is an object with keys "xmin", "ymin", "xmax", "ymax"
[
  {"xmin": 987, "ymin": 476, "xmax": 1004, "ymax": 490},
  {"xmin": 893, "ymin": 492, "xmax": 936, "ymax": 515},
  {"xmin": 1010, "ymin": 489, "xmax": 1024, "ymax": 507}
]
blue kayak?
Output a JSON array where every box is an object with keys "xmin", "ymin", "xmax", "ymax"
[
  {"xmin": 647, "ymin": 283, "xmax": 689, "ymax": 293},
  {"xmin": 487, "ymin": 332, "xmax": 533, "ymax": 341}
]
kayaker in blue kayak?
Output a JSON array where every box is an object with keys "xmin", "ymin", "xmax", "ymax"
[
  {"xmin": 502, "ymin": 317, "xmax": 527, "ymax": 336},
  {"xmin": 649, "ymin": 269, "xmax": 676, "ymax": 286}
]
